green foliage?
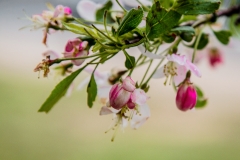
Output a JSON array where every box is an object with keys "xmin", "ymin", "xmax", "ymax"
[
  {"xmin": 146, "ymin": 1, "xmax": 182, "ymax": 39},
  {"xmin": 96, "ymin": 0, "xmax": 114, "ymax": 23},
  {"xmin": 87, "ymin": 75, "xmax": 97, "ymax": 108},
  {"xmin": 161, "ymin": 33, "xmax": 176, "ymax": 43},
  {"xmin": 92, "ymin": 43, "xmax": 102, "ymax": 53},
  {"xmin": 190, "ymin": 33, "xmax": 209, "ymax": 50},
  {"xmin": 173, "ymin": 0, "xmax": 221, "ymax": 15},
  {"xmin": 38, "ymin": 67, "xmax": 84, "ymax": 113},
  {"xmin": 123, "ymin": 50, "xmax": 135, "ymax": 69},
  {"xmin": 195, "ymin": 85, "xmax": 208, "ymax": 108},
  {"xmin": 171, "ymin": 26, "xmax": 195, "ymax": 34},
  {"xmin": 62, "ymin": 22, "xmax": 96, "ymax": 36},
  {"xmin": 171, "ymin": 26, "xmax": 195, "ymax": 42},
  {"xmin": 229, "ymin": 15, "xmax": 240, "ymax": 39},
  {"xmin": 117, "ymin": 7, "xmax": 143, "ymax": 36},
  {"xmin": 213, "ymin": 30, "xmax": 232, "ymax": 45}
]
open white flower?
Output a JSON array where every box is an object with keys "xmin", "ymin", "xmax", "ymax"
[
  {"xmin": 138, "ymin": 45, "xmax": 201, "ymax": 86},
  {"xmin": 153, "ymin": 54, "xmax": 201, "ymax": 86}
]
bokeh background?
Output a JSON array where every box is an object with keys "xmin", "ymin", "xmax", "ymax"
[{"xmin": 1, "ymin": 0, "xmax": 240, "ymax": 159}]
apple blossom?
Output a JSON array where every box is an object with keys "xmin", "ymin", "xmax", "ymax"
[
  {"xmin": 100, "ymin": 85, "xmax": 150, "ymax": 140},
  {"xmin": 153, "ymin": 54, "xmax": 201, "ymax": 86},
  {"xmin": 64, "ymin": 38, "xmax": 89, "ymax": 66}
]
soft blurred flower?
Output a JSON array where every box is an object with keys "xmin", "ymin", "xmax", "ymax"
[
  {"xmin": 208, "ymin": 48, "xmax": 223, "ymax": 67},
  {"xmin": 76, "ymin": 0, "xmax": 123, "ymax": 21},
  {"xmin": 30, "ymin": 4, "xmax": 72, "ymax": 29}
]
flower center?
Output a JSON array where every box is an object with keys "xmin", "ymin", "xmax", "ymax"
[{"xmin": 163, "ymin": 62, "xmax": 177, "ymax": 85}]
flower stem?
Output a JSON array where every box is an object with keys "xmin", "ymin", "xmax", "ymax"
[
  {"xmin": 104, "ymin": 10, "xmax": 110, "ymax": 37},
  {"xmin": 140, "ymin": 59, "xmax": 153, "ymax": 86},
  {"xmin": 128, "ymin": 54, "xmax": 142, "ymax": 76},
  {"xmin": 92, "ymin": 24, "xmax": 118, "ymax": 44},
  {"xmin": 52, "ymin": 51, "xmax": 112, "ymax": 65},
  {"xmin": 116, "ymin": 0, "xmax": 127, "ymax": 13},
  {"xmin": 192, "ymin": 27, "xmax": 204, "ymax": 63}
]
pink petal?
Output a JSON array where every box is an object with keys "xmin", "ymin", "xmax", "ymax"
[
  {"xmin": 167, "ymin": 54, "xmax": 186, "ymax": 65},
  {"xmin": 122, "ymin": 76, "xmax": 136, "ymax": 92},
  {"xmin": 174, "ymin": 65, "xmax": 188, "ymax": 86},
  {"xmin": 131, "ymin": 89, "xmax": 148, "ymax": 105},
  {"xmin": 72, "ymin": 50, "xmax": 88, "ymax": 66},
  {"xmin": 109, "ymin": 84, "xmax": 131, "ymax": 110},
  {"xmin": 64, "ymin": 7, "xmax": 72, "ymax": 15},
  {"xmin": 185, "ymin": 60, "xmax": 202, "ymax": 77}
]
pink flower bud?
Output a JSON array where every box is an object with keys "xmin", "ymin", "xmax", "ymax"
[
  {"xmin": 122, "ymin": 76, "xmax": 136, "ymax": 92},
  {"xmin": 208, "ymin": 48, "xmax": 223, "ymax": 67},
  {"xmin": 64, "ymin": 38, "xmax": 88, "ymax": 66},
  {"xmin": 64, "ymin": 7, "xmax": 72, "ymax": 15},
  {"xmin": 176, "ymin": 79, "xmax": 197, "ymax": 111},
  {"xmin": 109, "ymin": 84, "xmax": 131, "ymax": 110}
]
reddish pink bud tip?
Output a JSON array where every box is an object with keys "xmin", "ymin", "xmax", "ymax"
[{"xmin": 64, "ymin": 7, "xmax": 72, "ymax": 15}]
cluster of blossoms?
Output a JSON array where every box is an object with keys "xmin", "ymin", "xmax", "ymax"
[
  {"xmin": 100, "ymin": 77, "xmax": 150, "ymax": 140},
  {"xmin": 29, "ymin": 4, "xmax": 72, "ymax": 45},
  {"xmin": 28, "ymin": 0, "xmax": 240, "ymax": 140}
]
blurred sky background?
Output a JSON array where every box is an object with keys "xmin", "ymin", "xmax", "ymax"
[{"xmin": 0, "ymin": 0, "xmax": 240, "ymax": 160}]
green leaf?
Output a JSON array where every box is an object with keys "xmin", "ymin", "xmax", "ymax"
[
  {"xmin": 171, "ymin": 26, "xmax": 195, "ymax": 34},
  {"xmin": 95, "ymin": 0, "xmax": 114, "ymax": 23},
  {"xmin": 161, "ymin": 33, "xmax": 176, "ymax": 43},
  {"xmin": 195, "ymin": 86, "xmax": 204, "ymax": 98},
  {"xmin": 87, "ymin": 75, "xmax": 98, "ymax": 108},
  {"xmin": 190, "ymin": 33, "xmax": 209, "ymax": 50},
  {"xmin": 117, "ymin": 7, "xmax": 143, "ymax": 36},
  {"xmin": 39, "ymin": 67, "xmax": 84, "ymax": 113},
  {"xmin": 92, "ymin": 43, "xmax": 102, "ymax": 53},
  {"xmin": 146, "ymin": 1, "xmax": 182, "ymax": 39},
  {"xmin": 196, "ymin": 99, "xmax": 208, "ymax": 108},
  {"xmin": 194, "ymin": 85, "xmax": 208, "ymax": 109},
  {"xmin": 62, "ymin": 22, "xmax": 96, "ymax": 36},
  {"xmin": 171, "ymin": 26, "xmax": 195, "ymax": 42},
  {"xmin": 213, "ymin": 30, "xmax": 232, "ymax": 45},
  {"xmin": 173, "ymin": 0, "xmax": 221, "ymax": 15},
  {"xmin": 124, "ymin": 51, "xmax": 135, "ymax": 69}
]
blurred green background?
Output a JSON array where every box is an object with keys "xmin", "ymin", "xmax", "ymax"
[{"xmin": 1, "ymin": 0, "xmax": 240, "ymax": 159}]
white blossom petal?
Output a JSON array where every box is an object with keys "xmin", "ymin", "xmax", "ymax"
[
  {"xmin": 138, "ymin": 45, "xmax": 164, "ymax": 59},
  {"xmin": 122, "ymin": 0, "xmax": 152, "ymax": 7},
  {"xmin": 152, "ymin": 66, "xmax": 165, "ymax": 78},
  {"xmin": 131, "ymin": 104, "xmax": 150, "ymax": 129},
  {"xmin": 77, "ymin": 76, "xmax": 90, "ymax": 90},
  {"xmin": 185, "ymin": 60, "xmax": 202, "ymax": 77},
  {"xmin": 100, "ymin": 106, "xmax": 113, "ymax": 115},
  {"xmin": 76, "ymin": 0, "xmax": 101, "ymax": 21},
  {"xmin": 98, "ymin": 86, "xmax": 112, "ymax": 99},
  {"xmin": 42, "ymin": 50, "xmax": 59, "ymax": 59}
]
